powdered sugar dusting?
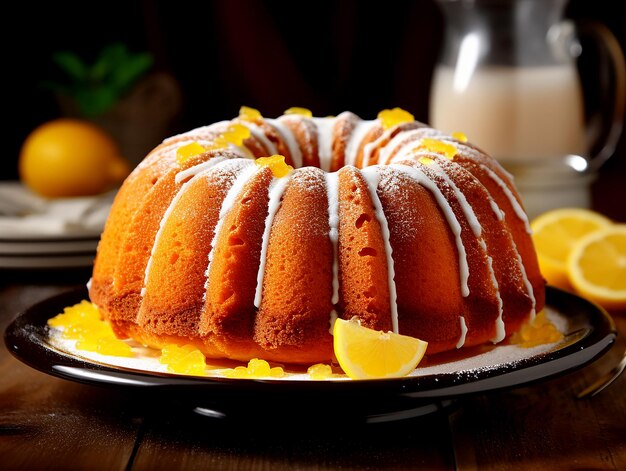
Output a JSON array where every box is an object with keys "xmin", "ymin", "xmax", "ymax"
[
  {"xmin": 361, "ymin": 166, "xmax": 399, "ymax": 334},
  {"xmin": 266, "ymin": 118, "xmax": 303, "ymax": 168},
  {"xmin": 391, "ymin": 163, "xmax": 471, "ymax": 297},
  {"xmin": 325, "ymin": 171, "xmax": 340, "ymax": 305},
  {"xmin": 313, "ymin": 117, "xmax": 337, "ymax": 171},
  {"xmin": 480, "ymin": 164, "xmax": 531, "ymax": 233},
  {"xmin": 254, "ymin": 173, "xmax": 291, "ymax": 307}
]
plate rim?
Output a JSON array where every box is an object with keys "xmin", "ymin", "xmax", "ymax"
[{"xmin": 3, "ymin": 286, "xmax": 617, "ymax": 399}]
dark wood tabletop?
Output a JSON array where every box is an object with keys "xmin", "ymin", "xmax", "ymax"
[{"xmin": 0, "ymin": 267, "xmax": 624, "ymax": 471}]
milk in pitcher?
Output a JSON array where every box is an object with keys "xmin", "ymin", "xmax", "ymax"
[{"xmin": 430, "ymin": 64, "xmax": 587, "ymax": 163}]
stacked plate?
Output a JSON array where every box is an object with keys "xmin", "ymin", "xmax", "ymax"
[
  {"xmin": 0, "ymin": 233, "xmax": 100, "ymax": 269},
  {"xmin": 0, "ymin": 182, "xmax": 113, "ymax": 269}
]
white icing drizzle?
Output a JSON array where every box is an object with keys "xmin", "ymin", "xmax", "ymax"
[
  {"xmin": 266, "ymin": 118, "xmax": 303, "ymax": 168},
  {"xmin": 244, "ymin": 123, "xmax": 279, "ymax": 156},
  {"xmin": 345, "ymin": 119, "xmax": 377, "ymax": 167},
  {"xmin": 205, "ymin": 161, "xmax": 259, "ymax": 297},
  {"xmin": 143, "ymin": 158, "xmax": 238, "ymax": 297},
  {"xmin": 325, "ymin": 172, "xmax": 340, "ymax": 307},
  {"xmin": 162, "ymin": 121, "xmax": 230, "ymax": 145},
  {"xmin": 253, "ymin": 174, "xmax": 291, "ymax": 308},
  {"xmin": 430, "ymin": 160, "xmax": 482, "ymax": 238},
  {"xmin": 479, "ymin": 164, "xmax": 531, "ymax": 234},
  {"xmin": 312, "ymin": 117, "xmax": 336, "ymax": 172},
  {"xmin": 482, "ymin": 182, "xmax": 536, "ymax": 321},
  {"xmin": 139, "ymin": 137, "xmax": 217, "ymax": 174},
  {"xmin": 362, "ymin": 126, "xmax": 396, "ymax": 167},
  {"xmin": 232, "ymin": 144, "xmax": 255, "ymax": 159},
  {"xmin": 328, "ymin": 309, "xmax": 338, "ymax": 334},
  {"xmin": 175, "ymin": 156, "xmax": 228, "ymax": 184},
  {"xmin": 456, "ymin": 316, "xmax": 468, "ymax": 348},
  {"xmin": 360, "ymin": 166, "xmax": 399, "ymax": 334},
  {"xmin": 388, "ymin": 130, "xmax": 446, "ymax": 165},
  {"xmin": 379, "ymin": 128, "xmax": 424, "ymax": 165},
  {"xmin": 479, "ymin": 238, "xmax": 505, "ymax": 343},
  {"xmin": 432, "ymin": 158, "xmax": 504, "ymax": 342},
  {"xmin": 511, "ymin": 240, "xmax": 537, "ymax": 321},
  {"xmin": 391, "ymin": 164, "xmax": 470, "ymax": 297},
  {"xmin": 490, "ymin": 199, "xmax": 505, "ymax": 221}
]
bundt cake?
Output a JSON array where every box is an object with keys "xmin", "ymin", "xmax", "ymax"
[{"xmin": 89, "ymin": 107, "xmax": 545, "ymax": 365}]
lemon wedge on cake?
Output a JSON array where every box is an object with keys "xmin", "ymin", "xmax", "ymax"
[{"xmin": 333, "ymin": 318, "xmax": 428, "ymax": 379}]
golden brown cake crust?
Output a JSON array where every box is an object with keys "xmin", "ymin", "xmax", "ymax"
[{"xmin": 90, "ymin": 112, "xmax": 545, "ymax": 364}]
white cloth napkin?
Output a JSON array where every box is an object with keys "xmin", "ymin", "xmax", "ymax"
[{"xmin": 0, "ymin": 182, "xmax": 115, "ymax": 238}]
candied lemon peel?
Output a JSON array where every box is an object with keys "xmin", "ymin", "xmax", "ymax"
[
  {"xmin": 176, "ymin": 141, "xmax": 208, "ymax": 165},
  {"xmin": 284, "ymin": 107, "xmax": 313, "ymax": 117},
  {"xmin": 176, "ymin": 123, "xmax": 252, "ymax": 166},
  {"xmin": 510, "ymin": 310, "xmax": 564, "ymax": 348},
  {"xmin": 223, "ymin": 358, "xmax": 285, "ymax": 378},
  {"xmin": 159, "ymin": 344, "xmax": 207, "ymax": 376},
  {"xmin": 333, "ymin": 318, "xmax": 428, "ymax": 380},
  {"xmin": 417, "ymin": 138, "xmax": 458, "ymax": 160},
  {"xmin": 307, "ymin": 363, "xmax": 335, "ymax": 380},
  {"xmin": 239, "ymin": 105, "xmax": 263, "ymax": 122},
  {"xmin": 255, "ymin": 154, "xmax": 293, "ymax": 178},
  {"xmin": 378, "ymin": 107, "xmax": 414, "ymax": 130},
  {"xmin": 452, "ymin": 131, "xmax": 468, "ymax": 143},
  {"xmin": 48, "ymin": 301, "xmax": 132, "ymax": 357},
  {"xmin": 213, "ymin": 123, "xmax": 251, "ymax": 148}
]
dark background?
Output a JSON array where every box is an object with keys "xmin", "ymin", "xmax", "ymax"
[{"xmin": 4, "ymin": 0, "xmax": 626, "ymax": 218}]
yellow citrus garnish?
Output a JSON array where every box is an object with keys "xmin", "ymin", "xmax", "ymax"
[
  {"xmin": 531, "ymin": 208, "xmax": 612, "ymax": 290},
  {"xmin": 216, "ymin": 123, "xmax": 251, "ymax": 147},
  {"xmin": 159, "ymin": 344, "xmax": 207, "ymax": 376},
  {"xmin": 418, "ymin": 156, "xmax": 435, "ymax": 166},
  {"xmin": 239, "ymin": 106, "xmax": 263, "ymax": 122},
  {"xmin": 223, "ymin": 358, "xmax": 285, "ymax": 378},
  {"xmin": 419, "ymin": 138, "xmax": 457, "ymax": 160},
  {"xmin": 332, "ymin": 318, "xmax": 428, "ymax": 379},
  {"xmin": 255, "ymin": 154, "xmax": 293, "ymax": 178},
  {"xmin": 284, "ymin": 107, "xmax": 313, "ymax": 118},
  {"xmin": 307, "ymin": 363, "xmax": 333, "ymax": 380},
  {"xmin": 378, "ymin": 107, "xmax": 414, "ymax": 130},
  {"xmin": 567, "ymin": 225, "xmax": 626, "ymax": 310},
  {"xmin": 452, "ymin": 132, "xmax": 468, "ymax": 143},
  {"xmin": 48, "ymin": 301, "xmax": 133, "ymax": 358},
  {"xmin": 77, "ymin": 337, "xmax": 133, "ymax": 357},
  {"xmin": 176, "ymin": 141, "xmax": 208, "ymax": 165},
  {"xmin": 19, "ymin": 119, "xmax": 130, "ymax": 197},
  {"xmin": 510, "ymin": 310, "xmax": 563, "ymax": 348}
]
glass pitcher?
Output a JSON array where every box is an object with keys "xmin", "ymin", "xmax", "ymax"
[{"xmin": 429, "ymin": 0, "xmax": 625, "ymax": 176}]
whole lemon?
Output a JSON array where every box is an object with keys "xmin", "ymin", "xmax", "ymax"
[{"xmin": 19, "ymin": 119, "xmax": 131, "ymax": 197}]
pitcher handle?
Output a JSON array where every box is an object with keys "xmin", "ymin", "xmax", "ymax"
[{"xmin": 578, "ymin": 21, "xmax": 626, "ymax": 172}]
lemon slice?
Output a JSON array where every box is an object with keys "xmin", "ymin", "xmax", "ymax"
[
  {"xmin": 567, "ymin": 225, "xmax": 626, "ymax": 310},
  {"xmin": 530, "ymin": 208, "xmax": 612, "ymax": 289},
  {"xmin": 333, "ymin": 318, "xmax": 428, "ymax": 379}
]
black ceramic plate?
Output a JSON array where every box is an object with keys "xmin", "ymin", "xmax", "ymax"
[{"xmin": 4, "ymin": 287, "xmax": 617, "ymax": 423}]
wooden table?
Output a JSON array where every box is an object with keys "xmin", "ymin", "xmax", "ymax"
[{"xmin": 0, "ymin": 268, "xmax": 624, "ymax": 471}]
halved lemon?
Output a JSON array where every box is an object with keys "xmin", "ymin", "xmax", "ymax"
[
  {"xmin": 530, "ymin": 208, "xmax": 612, "ymax": 289},
  {"xmin": 567, "ymin": 225, "xmax": 626, "ymax": 310},
  {"xmin": 332, "ymin": 318, "xmax": 428, "ymax": 379}
]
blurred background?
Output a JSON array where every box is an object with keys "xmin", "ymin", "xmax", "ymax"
[{"xmin": 4, "ymin": 0, "xmax": 626, "ymax": 219}]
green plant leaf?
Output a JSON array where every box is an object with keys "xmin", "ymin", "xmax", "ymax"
[
  {"xmin": 91, "ymin": 43, "xmax": 128, "ymax": 82},
  {"xmin": 47, "ymin": 43, "xmax": 153, "ymax": 118},
  {"xmin": 52, "ymin": 52, "xmax": 88, "ymax": 82},
  {"xmin": 75, "ymin": 86, "xmax": 118, "ymax": 118},
  {"xmin": 110, "ymin": 54, "xmax": 153, "ymax": 93}
]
